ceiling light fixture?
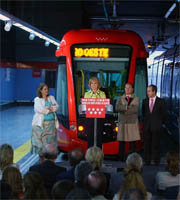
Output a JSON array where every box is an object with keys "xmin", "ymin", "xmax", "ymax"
[
  {"xmin": 29, "ymin": 33, "xmax": 35, "ymax": 40},
  {"xmin": 4, "ymin": 20, "xmax": 13, "ymax": 31},
  {"xmin": 45, "ymin": 40, "xmax": 50, "ymax": 47},
  {"xmin": 0, "ymin": 8, "xmax": 60, "ymax": 47}
]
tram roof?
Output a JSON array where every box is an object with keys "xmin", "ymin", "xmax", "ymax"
[{"xmin": 56, "ymin": 29, "xmax": 149, "ymax": 58}]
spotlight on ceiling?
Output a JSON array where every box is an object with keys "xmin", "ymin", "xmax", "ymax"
[
  {"xmin": 29, "ymin": 33, "xmax": 35, "ymax": 40},
  {"xmin": 45, "ymin": 40, "xmax": 50, "ymax": 47},
  {"xmin": 4, "ymin": 20, "xmax": 12, "ymax": 31}
]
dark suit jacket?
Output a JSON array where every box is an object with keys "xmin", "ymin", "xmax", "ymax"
[
  {"xmin": 29, "ymin": 160, "xmax": 66, "ymax": 196},
  {"xmin": 56, "ymin": 167, "xmax": 75, "ymax": 182},
  {"xmin": 142, "ymin": 97, "xmax": 168, "ymax": 132}
]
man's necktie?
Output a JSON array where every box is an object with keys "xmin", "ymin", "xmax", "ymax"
[
  {"xmin": 150, "ymin": 98, "xmax": 154, "ymax": 113},
  {"xmin": 127, "ymin": 96, "xmax": 130, "ymax": 104}
]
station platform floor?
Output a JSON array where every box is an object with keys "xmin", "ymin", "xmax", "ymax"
[
  {"xmin": 0, "ymin": 105, "xmax": 38, "ymax": 174},
  {"xmin": 0, "ymin": 105, "xmax": 33, "ymax": 149},
  {"xmin": 0, "ymin": 105, "xmax": 178, "ymax": 177}
]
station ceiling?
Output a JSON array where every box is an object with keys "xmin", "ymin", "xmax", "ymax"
[{"xmin": 0, "ymin": 0, "xmax": 179, "ymax": 61}]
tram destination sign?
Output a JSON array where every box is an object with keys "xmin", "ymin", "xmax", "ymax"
[
  {"xmin": 74, "ymin": 48, "xmax": 109, "ymax": 58},
  {"xmin": 73, "ymin": 44, "xmax": 131, "ymax": 59}
]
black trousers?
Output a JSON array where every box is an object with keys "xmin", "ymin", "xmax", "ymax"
[
  {"xmin": 144, "ymin": 129, "xmax": 161, "ymax": 163},
  {"xmin": 85, "ymin": 118, "xmax": 104, "ymax": 148},
  {"xmin": 118, "ymin": 141, "xmax": 136, "ymax": 156}
]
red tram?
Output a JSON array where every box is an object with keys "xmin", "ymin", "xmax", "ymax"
[{"xmin": 55, "ymin": 29, "xmax": 149, "ymax": 155}]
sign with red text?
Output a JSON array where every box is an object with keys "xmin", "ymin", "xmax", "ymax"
[
  {"xmin": 32, "ymin": 69, "xmax": 41, "ymax": 77},
  {"xmin": 81, "ymin": 98, "xmax": 110, "ymax": 118}
]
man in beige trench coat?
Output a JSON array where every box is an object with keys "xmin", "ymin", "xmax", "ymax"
[{"xmin": 115, "ymin": 82, "xmax": 140, "ymax": 161}]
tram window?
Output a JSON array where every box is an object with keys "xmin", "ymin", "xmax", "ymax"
[
  {"xmin": 147, "ymin": 64, "xmax": 153, "ymax": 85},
  {"xmin": 152, "ymin": 62, "xmax": 158, "ymax": 85},
  {"xmin": 172, "ymin": 62, "xmax": 180, "ymax": 116},
  {"xmin": 161, "ymin": 60, "xmax": 173, "ymax": 108},
  {"xmin": 71, "ymin": 44, "xmax": 131, "ymax": 113},
  {"xmin": 45, "ymin": 70, "xmax": 56, "ymax": 88},
  {"xmin": 156, "ymin": 60, "xmax": 163, "ymax": 96},
  {"xmin": 56, "ymin": 63, "xmax": 69, "ymax": 129},
  {"xmin": 134, "ymin": 58, "xmax": 147, "ymax": 116}
]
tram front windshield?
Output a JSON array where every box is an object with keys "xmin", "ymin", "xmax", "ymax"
[{"xmin": 71, "ymin": 44, "xmax": 132, "ymax": 114}]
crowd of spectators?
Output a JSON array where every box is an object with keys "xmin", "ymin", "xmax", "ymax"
[{"xmin": 0, "ymin": 143, "xmax": 179, "ymax": 199}]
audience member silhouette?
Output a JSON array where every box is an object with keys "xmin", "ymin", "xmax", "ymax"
[
  {"xmin": 155, "ymin": 151, "xmax": 179, "ymax": 199},
  {"xmin": 57, "ymin": 148, "xmax": 84, "ymax": 182},
  {"xmin": 86, "ymin": 170, "xmax": 107, "ymax": 200},
  {"xmin": 52, "ymin": 179, "xmax": 75, "ymax": 200},
  {"xmin": 113, "ymin": 156, "xmax": 152, "ymax": 200},
  {"xmin": 74, "ymin": 160, "xmax": 93, "ymax": 188},
  {"xmin": 109, "ymin": 152, "xmax": 155, "ymax": 195},
  {"xmin": 85, "ymin": 146, "xmax": 104, "ymax": 170},
  {"xmin": 23, "ymin": 171, "xmax": 48, "ymax": 199},
  {"xmin": 29, "ymin": 143, "xmax": 65, "ymax": 197},
  {"xmin": 2, "ymin": 166, "xmax": 23, "ymax": 199},
  {"xmin": 0, "ymin": 144, "xmax": 18, "ymax": 179},
  {"xmin": 85, "ymin": 146, "xmax": 111, "ymax": 198}
]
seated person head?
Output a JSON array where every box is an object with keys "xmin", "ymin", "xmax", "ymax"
[
  {"xmin": 42, "ymin": 143, "xmax": 58, "ymax": 161},
  {"xmin": 86, "ymin": 170, "xmax": 107, "ymax": 197},
  {"xmin": 0, "ymin": 144, "xmax": 13, "ymax": 171},
  {"xmin": 68, "ymin": 148, "xmax": 84, "ymax": 168},
  {"xmin": 74, "ymin": 161, "xmax": 93, "ymax": 186},
  {"xmin": 166, "ymin": 151, "xmax": 179, "ymax": 176},
  {"xmin": 23, "ymin": 171, "xmax": 48, "ymax": 199},
  {"xmin": 126, "ymin": 152, "xmax": 143, "ymax": 172},
  {"xmin": 85, "ymin": 146, "xmax": 104, "ymax": 170},
  {"xmin": 2, "ymin": 166, "xmax": 23, "ymax": 199}
]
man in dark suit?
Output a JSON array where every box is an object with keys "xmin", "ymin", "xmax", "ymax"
[
  {"xmin": 142, "ymin": 85, "xmax": 168, "ymax": 165},
  {"xmin": 29, "ymin": 143, "xmax": 66, "ymax": 197},
  {"xmin": 56, "ymin": 148, "xmax": 84, "ymax": 182}
]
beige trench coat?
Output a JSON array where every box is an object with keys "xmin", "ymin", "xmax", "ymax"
[{"xmin": 115, "ymin": 94, "xmax": 140, "ymax": 141}]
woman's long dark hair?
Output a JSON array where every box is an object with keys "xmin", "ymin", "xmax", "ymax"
[
  {"xmin": 166, "ymin": 152, "xmax": 179, "ymax": 176},
  {"xmin": 23, "ymin": 171, "xmax": 48, "ymax": 199},
  {"xmin": 2, "ymin": 166, "xmax": 23, "ymax": 199}
]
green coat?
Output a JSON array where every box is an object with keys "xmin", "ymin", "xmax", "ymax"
[{"xmin": 84, "ymin": 89, "xmax": 106, "ymax": 98}]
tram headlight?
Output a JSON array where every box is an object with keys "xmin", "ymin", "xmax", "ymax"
[
  {"xmin": 114, "ymin": 126, "xmax": 118, "ymax": 133},
  {"xmin": 78, "ymin": 125, "xmax": 85, "ymax": 132}
]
